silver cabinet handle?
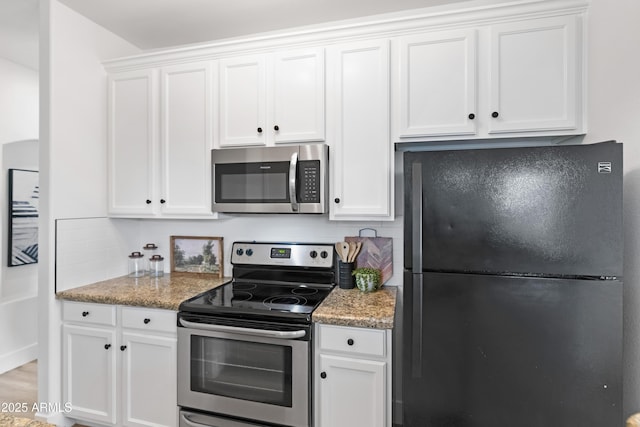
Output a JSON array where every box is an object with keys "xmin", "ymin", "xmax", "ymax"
[
  {"xmin": 289, "ymin": 151, "xmax": 299, "ymax": 212},
  {"xmin": 179, "ymin": 318, "xmax": 306, "ymax": 339}
]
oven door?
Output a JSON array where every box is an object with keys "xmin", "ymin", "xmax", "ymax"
[{"xmin": 178, "ymin": 315, "xmax": 311, "ymax": 427}]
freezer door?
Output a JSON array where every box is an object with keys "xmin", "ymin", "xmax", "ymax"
[
  {"xmin": 403, "ymin": 142, "xmax": 623, "ymax": 277},
  {"xmin": 402, "ymin": 272, "xmax": 622, "ymax": 427}
]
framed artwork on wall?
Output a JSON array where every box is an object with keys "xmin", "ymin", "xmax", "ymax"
[
  {"xmin": 8, "ymin": 169, "xmax": 39, "ymax": 267},
  {"xmin": 170, "ymin": 236, "xmax": 223, "ymax": 278}
]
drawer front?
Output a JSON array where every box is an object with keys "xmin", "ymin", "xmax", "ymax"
[
  {"xmin": 318, "ymin": 324, "xmax": 386, "ymax": 358},
  {"xmin": 62, "ymin": 301, "xmax": 116, "ymax": 326},
  {"xmin": 121, "ymin": 306, "xmax": 176, "ymax": 333}
]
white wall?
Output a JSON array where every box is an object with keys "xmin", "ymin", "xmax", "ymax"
[
  {"xmin": 0, "ymin": 58, "xmax": 39, "ymax": 374},
  {"xmin": 576, "ymin": 0, "xmax": 640, "ymax": 417},
  {"xmin": 38, "ymin": 0, "xmax": 140, "ymax": 420},
  {"xmin": 0, "ymin": 58, "xmax": 38, "ymax": 145}
]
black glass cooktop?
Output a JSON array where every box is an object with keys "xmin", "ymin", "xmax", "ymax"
[{"xmin": 179, "ymin": 280, "xmax": 334, "ymax": 323}]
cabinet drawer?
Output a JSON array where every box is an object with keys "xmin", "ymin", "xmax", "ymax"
[
  {"xmin": 62, "ymin": 301, "xmax": 116, "ymax": 326},
  {"xmin": 121, "ymin": 306, "xmax": 176, "ymax": 333},
  {"xmin": 318, "ymin": 324, "xmax": 386, "ymax": 358}
]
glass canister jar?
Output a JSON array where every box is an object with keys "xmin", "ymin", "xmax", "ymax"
[
  {"xmin": 142, "ymin": 243, "xmax": 158, "ymax": 274},
  {"xmin": 128, "ymin": 252, "xmax": 145, "ymax": 278},
  {"xmin": 149, "ymin": 254, "xmax": 165, "ymax": 277}
]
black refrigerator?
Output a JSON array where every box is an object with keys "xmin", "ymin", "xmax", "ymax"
[{"xmin": 402, "ymin": 141, "xmax": 623, "ymax": 427}]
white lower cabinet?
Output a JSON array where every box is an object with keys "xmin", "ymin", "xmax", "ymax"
[
  {"xmin": 62, "ymin": 301, "xmax": 177, "ymax": 427},
  {"xmin": 315, "ymin": 324, "xmax": 392, "ymax": 427}
]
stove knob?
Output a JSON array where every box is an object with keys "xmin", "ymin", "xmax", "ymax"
[
  {"xmin": 320, "ymin": 250, "xmax": 328, "ymax": 259},
  {"xmin": 246, "ymin": 249, "xmax": 254, "ymax": 256},
  {"xmin": 310, "ymin": 250, "xmax": 318, "ymax": 259},
  {"xmin": 236, "ymin": 248, "xmax": 244, "ymax": 256}
]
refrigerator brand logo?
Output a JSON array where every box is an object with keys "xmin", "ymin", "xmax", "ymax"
[{"xmin": 598, "ymin": 162, "xmax": 612, "ymax": 174}]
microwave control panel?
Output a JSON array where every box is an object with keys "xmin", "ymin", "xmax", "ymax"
[{"xmin": 297, "ymin": 160, "xmax": 321, "ymax": 203}]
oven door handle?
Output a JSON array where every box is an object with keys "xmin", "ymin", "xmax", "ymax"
[{"xmin": 179, "ymin": 318, "xmax": 307, "ymax": 339}]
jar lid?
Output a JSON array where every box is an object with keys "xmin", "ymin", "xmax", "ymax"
[
  {"xmin": 143, "ymin": 243, "xmax": 158, "ymax": 250},
  {"xmin": 150, "ymin": 254, "xmax": 164, "ymax": 261},
  {"xmin": 129, "ymin": 251, "xmax": 144, "ymax": 258}
]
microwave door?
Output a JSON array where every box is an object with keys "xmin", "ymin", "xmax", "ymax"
[{"xmin": 213, "ymin": 160, "xmax": 294, "ymax": 213}]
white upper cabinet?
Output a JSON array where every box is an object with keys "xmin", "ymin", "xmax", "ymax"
[
  {"xmin": 327, "ymin": 39, "xmax": 393, "ymax": 221},
  {"xmin": 108, "ymin": 70, "xmax": 157, "ymax": 217},
  {"xmin": 219, "ymin": 55, "xmax": 267, "ymax": 146},
  {"xmin": 273, "ymin": 49, "xmax": 325, "ymax": 143},
  {"xmin": 159, "ymin": 61, "xmax": 214, "ymax": 216},
  {"xmin": 219, "ymin": 48, "xmax": 325, "ymax": 147},
  {"xmin": 394, "ymin": 12, "xmax": 585, "ymax": 142},
  {"xmin": 108, "ymin": 62, "xmax": 215, "ymax": 218},
  {"xmin": 397, "ymin": 29, "xmax": 478, "ymax": 138},
  {"xmin": 488, "ymin": 15, "xmax": 580, "ymax": 134}
]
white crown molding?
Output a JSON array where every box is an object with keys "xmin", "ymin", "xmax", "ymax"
[{"xmin": 103, "ymin": 0, "xmax": 589, "ymax": 72}]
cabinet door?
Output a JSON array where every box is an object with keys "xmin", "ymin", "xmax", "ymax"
[
  {"xmin": 219, "ymin": 55, "xmax": 267, "ymax": 146},
  {"xmin": 317, "ymin": 354, "xmax": 386, "ymax": 427},
  {"xmin": 108, "ymin": 69, "xmax": 158, "ymax": 216},
  {"xmin": 160, "ymin": 62, "xmax": 215, "ymax": 216},
  {"xmin": 398, "ymin": 29, "xmax": 477, "ymax": 137},
  {"xmin": 121, "ymin": 331, "xmax": 177, "ymax": 427},
  {"xmin": 328, "ymin": 40, "xmax": 393, "ymax": 220},
  {"xmin": 62, "ymin": 324, "xmax": 117, "ymax": 425},
  {"xmin": 488, "ymin": 15, "xmax": 579, "ymax": 134},
  {"xmin": 273, "ymin": 48, "xmax": 325, "ymax": 143}
]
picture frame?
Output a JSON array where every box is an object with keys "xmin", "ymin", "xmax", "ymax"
[
  {"xmin": 8, "ymin": 169, "xmax": 39, "ymax": 267},
  {"xmin": 170, "ymin": 236, "xmax": 223, "ymax": 278}
]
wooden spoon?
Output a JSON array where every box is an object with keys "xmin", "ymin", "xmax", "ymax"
[
  {"xmin": 339, "ymin": 241, "xmax": 350, "ymax": 263},
  {"xmin": 348, "ymin": 242, "xmax": 357, "ymax": 262}
]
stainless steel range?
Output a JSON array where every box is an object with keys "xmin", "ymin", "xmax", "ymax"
[{"xmin": 177, "ymin": 241, "xmax": 336, "ymax": 427}]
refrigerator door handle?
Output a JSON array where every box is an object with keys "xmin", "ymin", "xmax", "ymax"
[
  {"xmin": 412, "ymin": 273, "xmax": 423, "ymax": 378},
  {"xmin": 411, "ymin": 161, "xmax": 423, "ymax": 273},
  {"xmin": 411, "ymin": 161, "xmax": 424, "ymax": 378}
]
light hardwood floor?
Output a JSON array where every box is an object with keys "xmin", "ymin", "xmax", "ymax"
[{"xmin": 0, "ymin": 360, "xmax": 38, "ymax": 419}]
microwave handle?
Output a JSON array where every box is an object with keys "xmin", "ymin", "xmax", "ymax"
[{"xmin": 289, "ymin": 151, "xmax": 299, "ymax": 212}]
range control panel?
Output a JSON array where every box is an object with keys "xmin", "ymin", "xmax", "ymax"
[{"xmin": 231, "ymin": 242, "xmax": 334, "ymax": 268}]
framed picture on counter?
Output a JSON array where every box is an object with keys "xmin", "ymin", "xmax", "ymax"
[
  {"xmin": 170, "ymin": 236, "xmax": 223, "ymax": 278},
  {"xmin": 8, "ymin": 169, "xmax": 39, "ymax": 267}
]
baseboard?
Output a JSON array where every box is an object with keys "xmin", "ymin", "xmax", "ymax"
[
  {"xmin": 0, "ymin": 342, "xmax": 37, "ymax": 374},
  {"xmin": 36, "ymin": 412, "xmax": 75, "ymax": 427}
]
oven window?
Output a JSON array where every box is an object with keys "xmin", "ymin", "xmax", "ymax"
[
  {"xmin": 190, "ymin": 335, "xmax": 293, "ymax": 407},
  {"xmin": 215, "ymin": 162, "xmax": 290, "ymax": 203}
]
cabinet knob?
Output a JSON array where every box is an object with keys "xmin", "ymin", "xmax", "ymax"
[
  {"xmin": 104, "ymin": 344, "xmax": 111, "ymax": 350},
  {"xmin": 160, "ymin": 199, "xmax": 166, "ymax": 204},
  {"xmin": 491, "ymin": 111, "xmax": 499, "ymax": 118},
  {"xmin": 320, "ymin": 372, "xmax": 327, "ymax": 379},
  {"xmin": 347, "ymin": 338, "xmax": 354, "ymax": 346},
  {"xmin": 274, "ymin": 125, "xmax": 279, "ymax": 131},
  {"xmin": 120, "ymin": 345, "xmax": 127, "ymax": 351},
  {"xmin": 468, "ymin": 113, "xmax": 475, "ymax": 120},
  {"xmin": 146, "ymin": 199, "xmax": 152, "ymax": 204},
  {"xmin": 82, "ymin": 311, "xmax": 89, "ymax": 317},
  {"xmin": 143, "ymin": 318, "xmax": 151, "ymax": 324},
  {"xmin": 334, "ymin": 198, "xmax": 340, "ymax": 204},
  {"xmin": 257, "ymin": 127, "xmax": 263, "ymax": 133}
]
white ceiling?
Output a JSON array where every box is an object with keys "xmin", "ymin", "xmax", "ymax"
[{"xmin": 0, "ymin": 0, "xmax": 473, "ymax": 70}]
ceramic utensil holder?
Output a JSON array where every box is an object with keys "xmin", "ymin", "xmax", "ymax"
[{"xmin": 337, "ymin": 261, "xmax": 354, "ymax": 289}]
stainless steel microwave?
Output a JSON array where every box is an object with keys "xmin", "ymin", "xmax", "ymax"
[{"xmin": 212, "ymin": 144, "xmax": 328, "ymax": 214}]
